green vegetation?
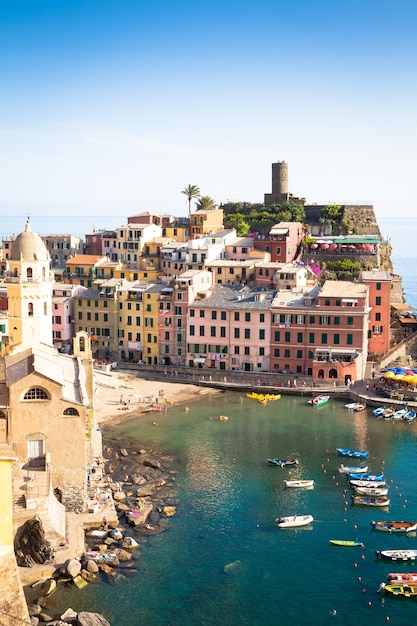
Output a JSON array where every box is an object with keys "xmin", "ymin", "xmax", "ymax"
[
  {"xmin": 181, "ymin": 184, "xmax": 201, "ymax": 218},
  {"xmin": 222, "ymin": 201, "xmax": 306, "ymax": 234},
  {"xmin": 320, "ymin": 258, "xmax": 362, "ymax": 281},
  {"xmin": 196, "ymin": 195, "xmax": 217, "ymax": 211}
]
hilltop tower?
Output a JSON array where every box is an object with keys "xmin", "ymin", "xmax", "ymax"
[{"xmin": 264, "ymin": 161, "xmax": 289, "ymax": 205}]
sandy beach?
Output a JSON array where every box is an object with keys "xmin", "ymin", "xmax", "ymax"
[{"xmin": 93, "ymin": 368, "xmax": 222, "ymax": 425}]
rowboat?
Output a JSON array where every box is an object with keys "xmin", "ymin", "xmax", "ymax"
[
  {"xmin": 355, "ymin": 486, "xmax": 389, "ymax": 496},
  {"xmin": 276, "ymin": 514, "xmax": 313, "ymax": 528},
  {"xmin": 350, "ymin": 479, "xmax": 387, "ymax": 488},
  {"xmin": 353, "ymin": 403, "xmax": 366, "ymax": 412},
  {"xmin": 349, "ymin": 473, "xmax": 384, "ymax": 482},
  {"xmin": 268, "ymin": 458, "xmax": 298, "ymax": 467},
  {"xmin": 379, "ymin": 583, "xmax": 417, "ymax": 597},
  {"xmin": 392, "ymin": 408, "xmax": 408, "ymax": 420},
  {"xmin": 373, "ymin": 406, "xmax": 387, "ymax": 417},
  {"xmin": 371, "ymin": 521, "xmax": 417, "ymax": 533},
  {"xmin": 382, "ymin": 407, "xmax": 395, "ymax": 419},
  {"xmin": 353, "ymin": 495, "xmax": 390, "ymax": 507},
  {"xmin": 338, "ymin": 464, "xmax": 368, "ymax": 474},
  {"xmin": 345, "ymin": 402, "xmax": 361, "ymax": 410},
  {"xmin": 376, "ymin": 549, "xmax": 417, "ymax": 561},
  {"xmin": 329, "ymin": 539, "xmax": 364, "ymax": 547},
  {"xmin": 387, "ymin": 573, "xmax": 417, "ymax": 583},
  {"xmin": 284, "ymin": 479, "xmax": 314, "ymax": 489},
  {"xmin": 308, "ymin": 395, "xmax": 330, "ymax": 407},
  {"xmin": 405, "ymin": 410, "xmax": 417, "ymax": 423},
  {"xmin": 336, "ymin": 448, "xmax": 368, "ymax": 459}
]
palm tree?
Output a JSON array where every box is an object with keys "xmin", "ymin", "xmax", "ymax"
[
  {"xmin": 196, "ymin": 195, "xmax": 216, "ymax": 211},
  {"xmin": 181, "ymin": 184, "xmax": 201, "ymax": 241}
]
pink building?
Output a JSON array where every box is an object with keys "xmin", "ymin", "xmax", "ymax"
[
  {"xmin": 361, "ymin": 270, "xmax": 391, "ymax": 356},
  {"xmin": 52, "ymin": 283, "xmax": 88, "ymax": 352},
  {"xmin": 187, "ymin": 286, "xmax": 274, "ymax": 371},
  {"xmin": 84, "ymin": 230, "xmax": 119, "ymax": 261}
]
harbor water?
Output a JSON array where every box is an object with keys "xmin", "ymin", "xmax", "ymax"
[{"xmin": 49, "ymin": 393, "xmax": 417, "ymax": 625}]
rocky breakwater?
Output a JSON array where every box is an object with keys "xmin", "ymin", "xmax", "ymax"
[{"xmin": 26, "ymin": 439, "xmax": 178, "ymax": 622}]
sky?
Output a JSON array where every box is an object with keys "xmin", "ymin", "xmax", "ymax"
[{"xmin": 1, "ymin": 0, "xmax": 416, "ymax": 219}]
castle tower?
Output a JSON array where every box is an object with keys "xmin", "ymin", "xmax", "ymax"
[
  {"xmin": 5, "ymin": 219, "xmax": 54, "ymax": 354},
  {"xmin": 264, "ymin": 160, "xmax": 289, "ymax": 205}
]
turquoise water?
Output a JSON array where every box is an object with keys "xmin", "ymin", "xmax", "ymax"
[{"xmin": 49, "ymin": 393, "xmax": 417, "ymax": 625}]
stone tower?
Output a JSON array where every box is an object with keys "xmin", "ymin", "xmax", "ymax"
[
  {"xmin": 5, "ymin": 219, "xmax": 54, "ymax": 354},
  {"xmin": 264, "ymin": 160, "xmax": 289, "ymax": 205}
]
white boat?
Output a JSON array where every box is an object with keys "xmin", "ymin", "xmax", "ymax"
[
  {"xmin": 276, "ymin": 514, "xmax": 314, "ymax": 528},
  {"xmin": 284, "ymin": 479, "xmax": 314, "ymax": 489},
  {"xmin": 345, "ymin": 402, "xmax": 361, "ymax": 410},
  {"xmin": 376, "ymin": 549, "xmax": 417, "ymax": 562},
  {"xmin": 391, "ymin": 408, "xmax": 408, "ymax": 420},
  {"xmin": 355, "ymin": 485, "xmax": 389, "ymax": 496},
  {"xmin": 349, "ymin": 478, "xmax": 387, "ymax": 488},
  {"xmin": 338, "ymin": 464, "xmax": 368, "ymax": 474}
]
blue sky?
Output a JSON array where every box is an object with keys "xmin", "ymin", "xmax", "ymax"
[{"xmin": 1, "ymin": 0, "xmax": 416, "ymax": 218}]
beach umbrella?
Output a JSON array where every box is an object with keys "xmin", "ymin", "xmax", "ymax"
[
  {"xmin": 310, "ymin": 243, "xmax": 318, "ymax": 249},
  {"xmin": 383, "ymin": 371, "xmax": 395, "ymax": 379},
  {"xmin": 328, "ymin": 243, "xmax": 337, "ymax": 250},
  {"xmin": 321, "ymin": 243, "xmax": 329, "ymax": 250}
]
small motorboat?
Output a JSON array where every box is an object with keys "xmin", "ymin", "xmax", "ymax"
[
  {"xmin": 349, "ymin": 472, "xmax": 384, "ymax": 482},
  {"xmin": 308, "ymin": 395, "xmax": 330, "ymax": 407},
  {"xmin": 268, "ymin": 458, "xmax": 298, "ymax": 467},
  {"xmin": 350, "ymin": 479, "xmax": 387, "ymax": 488},
  {"xmin": 329, "ymin": 539, "xmax": 364, "ymax": 547},
  {"xmin": 379, "ymin": 583, "xmax": 417, "ymax": 597},
  {"xmin": 373, "ymin": 406, "xmax": 387, "ymax": 417},
  {"xmin": 371, "ymin": 521, "xmax": 417, "ymax": 533},
  {"xmin": 387, "ymin": 573, "xmax": 417, "ymax": 584},
  {"xmin": 376, "ymin": 549, "xmax": 417, "ymax": 562},
  {"xmin": 391, "ymin": 408, "xmax": 408, "ymax": 420},
  {"xmin": 355, "ymin": 486, "xmax": 389, "ymax": 496},
  {"xmin": 336, "ymin": 448, "xmax": 368, "ymax": 459},
  {"xmin": 276, "ymin": 514, "xmax": 313, "ymax": 528},
  {"xmin": 345, "ymin": 402, "xmax": 361, "ymax": 410},
  {"xmin": 338, "ymin": 464, "xmax": 368, "ymax": 474},
  {"xmin": 353, "ymin": 495, "xmax": 390, "ymax": 507},
  {"xmin": 353, "ymin": 403, "xmax": 367, "ymax": 412},
  {"xmin": 382, "ymin": 407, "xmax": 395, "ymax": 419},
  {"xmin": 284, "ymin": 479, "xmax": 314, "ymax": 489},
  {"xmin": 405, "ymin": 410, "xmax": 417, "ymax": 423}
]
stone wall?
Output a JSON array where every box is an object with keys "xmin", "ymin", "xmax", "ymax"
[
  {"xmin": 62, "ymin": 483, "xmax": 86, "ymax": 513},
  {"xmin": 0, "ymin": 546, "xmax": 30, "ymax": 624}
]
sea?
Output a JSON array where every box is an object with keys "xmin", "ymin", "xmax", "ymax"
[{"xmin": 5, "ymin": 215, "xmax": 417, "ymax": 625}]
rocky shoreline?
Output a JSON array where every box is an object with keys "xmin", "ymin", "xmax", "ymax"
[{"xmin": 24, "ymin": 432, "xmax": 179, "ymax": 625}]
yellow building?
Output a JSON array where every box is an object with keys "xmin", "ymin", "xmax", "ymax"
[
  {"xmin": 190, "ymin": 207, "xmax": 224, "ymax": 238},
  {"xmin": 118, "ymin": 282, "xmax": 161, "ymax": 364},
  {"xmin": 0, "ymin": 451, "xmax": 30, "ymax": 624}
]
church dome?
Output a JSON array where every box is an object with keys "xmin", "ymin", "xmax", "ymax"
[{"xmin": 10, "ymin": 220, "xmax": 50, "ymax": 262}]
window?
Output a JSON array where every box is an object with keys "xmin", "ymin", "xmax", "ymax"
[
  {"xmin": 211, "ymin": 311, "xmax": 217, "ymax": 320},
  {"xmin": 259, "ymin": 329, "xmax": 265, "ymax": 340},
  {"xmin": 234, "ymin": 346, "xmax": 240, "ymax": 354},
  {"xmin": 376, "ymin": 282, "xmax": 381, "ymax": 290},
  {"xmin": 177, "ymin": 333, "xmax": 182, "ymax": 342},
  {"xmin": 234, "ymin": 328, "xmax": 240, "ymax": 338},
  {"xmin": 296, "ymin": 315, "xmax": 305, "ymax": 324},
  {"xmin": 136, "ymin": 316, "xmax": 140, "ymax": 325},
  {"xmin": 221, "ymin": 311, "xmax": 226, "ymax": 320},
  {"xmin": 347, "ymin": 317, "xmax": 353, "ymax": 325},
  {"xmin": 375, "ymin": 297, "xmax": 381, "ymax": 305},
  {"xmin": 296, "ymin": 350, "xmax": 302, "ymax": 359},
  {"xmin": 245, "ymin": 312, "xmax": 251, "ymax": 322},
  {"xmin": 309, "ymin": 332, "xmax": 315, "ymax": 343},
  {"xmin": 259, "ymin": 347, "xmax": 265, "ymax": 356},
  {"xmin": 274, "ymin": 348, "xmax": 280, "ymax": 357},
  {"xmin": 347, "ymin": 333, "xmax": 353, "ymax": 345},
  {"xmin": 244, "ymin": 346, "xmax": 250, "ymax": 355},
  {"xmin": 190, "ymin": 309, "xmax": 195, "ymax": 317},
  {"xmin": 321, "ymin": 333, "xmax": 328, "ymax": 344},
  {"xmin": 284, "ymin": 349, "xmax": 290, "ymax": 358},
  {"xmin": 334, "ymin": 316, "xmax": 340, "ymax": 325},
  {"xmin": 325, "ymin": 299, "xmax": 330, "ymax": 306},
  {"xmin": 220, "ymin": 327, "xmax": 226, "ymax": 338},
  {"xmin": 375, "ymin": 312, "xmax": 381, "ymax": 321},
  {"xmin": 234, "ymin": 312, "xmax": 240, "ymax": 321},
  {"xmin": 309, "ymin": 316, "xmax": 315, "ymax": 324},
  {"xmin": 297, "ymin": 332, "xmax": 303, "ymax": 343},
  {"xmin": 320, "ymin": 316, "xmax": 330, "ymax": 325},
  {"xmin": 199, "ymin": 326, "xmax": 205, "ymax": 336},
  {"xmin": 334, "ymin": 333, "xmax": 340, "ymax": 345},
  {"xmin": 63, "ymin": 407, "xmax": 79, "ymax": 416},
  {"xmin": 260, "ymin": 313, "xmax": 265, "ymax": 323},
  {"xmin": 285, "ymin": 331, "xmax": 290, "ymax": 342},
  {"xmin": 23, "ymin": 387, "xmax": 49, "ymax": 400},
  {"xmin": 165, "ymin": 331, "xmax": 170, "ymax": 340},
  {"xmin": 210, "ymin": 326, "xmax": 216, "ymax": 337},
  {"xmin": 244, "ymin": 329, "xmax": 250, "ymax": 339},
  {"xmin": 199, "ymin": 310, "xmax": 205, "ymax": 317},
  {"xmin": 189, "ymin": 325, "xmax": 195, "ymax": 336},
  {"xmin": 274, "ymin": 331, "xmax": 280, "ymax": 342}
]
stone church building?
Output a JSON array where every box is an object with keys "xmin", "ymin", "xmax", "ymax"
[{"xmin": 0, "ymin": 220, "xmax": 99, "ymax": 539}]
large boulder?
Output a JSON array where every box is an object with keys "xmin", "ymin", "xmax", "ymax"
[
  {"xmin": 143, "ymin": 459, "xmax": 161, "ymax": 470},
  {"xmin": 62, "ymin": 558, "xmax": 82, "ymax": 578},
  {"xmin": 161, "ymin": 506, "xmax": 176, "ymax": 517},
  {"xmin": 76, "ymin": 613, "xmax": 112, "ymax": 626},
  {"xmin": 84, "ymin": 559, "xmax": 99, "ymax": 573},
  {"xmin": 114, "ymin": 548, "xmax": 132, "ymax": 562},
  {"xmin": 112, "ymin": 491, "xmax": 126, "ymax": 501},
  {"xmin": 122, "ymin": 536, "xmax": 138, "ymax": 550}
]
